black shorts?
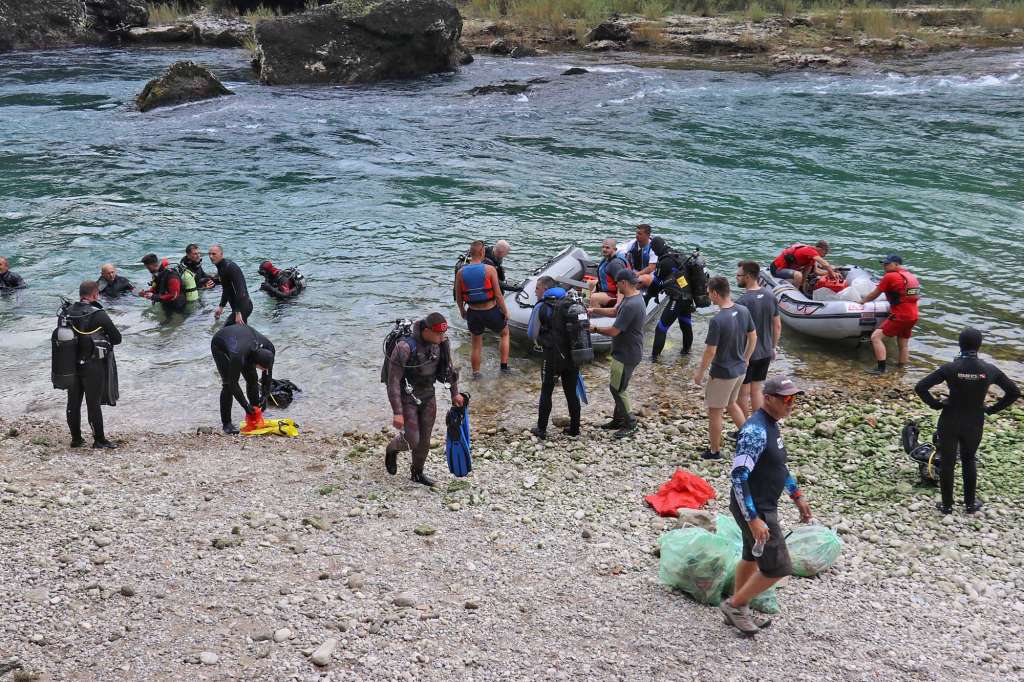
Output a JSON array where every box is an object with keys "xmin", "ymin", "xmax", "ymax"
[
  {"xmin": 729, "ymin": 497, "xmax": 792, "ymax": 579},
  {"xmin": 466, "ymin": 306, "xmax": 507, "ymax": 336},
  {"xmin": 743, "ymin": 357, "xmax": 771, "ymax": 385}
]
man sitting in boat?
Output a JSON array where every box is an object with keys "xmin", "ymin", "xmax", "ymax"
[
  {"xmin": 769, "ymin": 241, "xmax": 837, "ymax": 290},
  {"xmin": 620, "ymin": 224, "xmax": 658, "ymax": 288},
  {"xmin": 589, "ymin": 238, "xmax": 628, "ymax": 309}
]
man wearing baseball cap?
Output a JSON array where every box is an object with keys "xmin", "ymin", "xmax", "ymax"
[
  {"xmin": 860, "ymin": 254, "xmax": 921, "ymax": 375},
  {"xmin": 721, "ymin": 374, "xmax": 813, "ymax": 636},
  {"xmin": 590, "ymin": 269, "xmax": 646, "ymax": 438},
  {"xmin": 384, "ymin": 313, "xmax": 462, "ymax": 486}
]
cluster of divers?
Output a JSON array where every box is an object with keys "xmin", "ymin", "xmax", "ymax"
[{"xmin": 1, "ymin": 227, "xmax": 1020, "ymax": 509}]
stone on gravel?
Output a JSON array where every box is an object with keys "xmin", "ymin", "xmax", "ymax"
[
  {"xmin": 273, "ymin": 628, "xmax": 292, "ymax": 643},
  {"xmin": 414, "ymin": 524, "xmax": 436, "ymax": 536},
  {"xmin": 311, "ymin": 638, "xmax": 337, "ymax": 666},
  {"xmin": 199, "ymin": 651, "xmax": 218, "ymax": 665},
  {"xmin": 676, "ymin": 508, "xmax": 715, "ymax": 531},
  {"xmin": 393, "ymin": 592, "xmax": 416, "ymax": 607}
]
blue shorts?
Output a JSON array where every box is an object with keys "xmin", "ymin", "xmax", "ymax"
[{"xmin": 467, "ymin": 306, "xmax": 507, "ymax": 336}]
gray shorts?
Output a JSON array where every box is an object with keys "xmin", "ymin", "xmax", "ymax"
[{"xmin": 773, "ymin": 268, "xmax": 797, "ymax": 280}]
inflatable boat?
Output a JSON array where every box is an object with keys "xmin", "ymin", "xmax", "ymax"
[
  {"xmin": 758, "ymin": 266, "xmax": 891, "ymax": 340},
  {"xmin": 504, "ymin": 246, "xmax": 668, "ymax": 351}
]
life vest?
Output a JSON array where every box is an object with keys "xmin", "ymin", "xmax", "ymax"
[
  {"xmin": 773, "ymin": 244, "xmax": 811, "ymax": 271},
  {"xmin": 627, "ymin": 240, "xmax": 653, "ymax": 271},
  {"xmin": 173, "ymin": 264, "xmax": 199, "ymax": 302},
  {"xmin": 151, "ymin": 260, "xmax": 186, "ymax": 310},
  {"xmin": 597, "ymin": 253, "xmax": 627, "ymax": 295},
  {"xmin": 459, "ymin": 263, "xmax": 494, "ymax": 304},
  {"xmin": 884, "ymin": 270, "xmax": 920, "ymax": 305}
]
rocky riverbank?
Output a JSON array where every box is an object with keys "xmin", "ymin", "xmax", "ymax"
[{"xmin": 1, "ymin": 378, "xmax": 1021, "ymax": 679}]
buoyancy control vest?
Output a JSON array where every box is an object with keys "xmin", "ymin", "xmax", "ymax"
[
  {"xmin": 627, "ymin": 240, "xmax": 653, "ymax": 271},
  {"xmin": 597, "ymin": 253, "xmax": 627, "ymax": 295}
]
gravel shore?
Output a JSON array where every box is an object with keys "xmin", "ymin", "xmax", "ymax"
[{"xmin": 1, "ymin": 378, "xmax": 1022, "ymax": 681}]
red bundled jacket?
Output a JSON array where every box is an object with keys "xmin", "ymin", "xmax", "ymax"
[{"xmin": 645, "ymin": 469, "xmax": 716, "ymax": 517}]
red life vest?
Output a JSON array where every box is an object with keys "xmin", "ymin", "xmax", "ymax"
[
  {"xmin": 881, "ymin": 269, "xmax": 920, "ymax": 321},
  {"xmin": 772, "ymin": 244, "xmax": 816, "ymax": 271}
]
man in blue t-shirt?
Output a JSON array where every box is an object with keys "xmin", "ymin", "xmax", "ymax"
[{"xmin": 720, "ymin": 375, "xmax": 814, "ymax": 636}]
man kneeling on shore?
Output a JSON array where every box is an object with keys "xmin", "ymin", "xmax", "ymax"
[{"xmin": 721, "ymin": 375, "xmax": 813, "ymax": 636}]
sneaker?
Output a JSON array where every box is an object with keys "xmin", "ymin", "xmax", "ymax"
[
  {"xmin": 222, "ymin": 423, "xmax": 239, "ymax": 435},
  {"xmin": 614, "ymin": 422, "xmax": 637, "ymax": 439},
  {"xmin": 92, "ymin": 440, "xmax": 117, "ymax": 450},
  {"xmin": 385, "ymin": 444, "xmax": 398, "ymax": 476},
  {"xmin": 935, "ymin": 502, "xmax": 952, "ymax": 515},
  {"xmin": 865, "ymin": 367, "xmax": 887, "ymax": 376},
  {"xmin": 472, "ymin": 371, "xmax": 482, "ymax": 380},
  {"xmin": 70, "ymin": 438, "xmax": 85, "ymax": 449},
  {"xmin": 562, "ymin": 427, "xmax": 580, "ymax": 437},
  {"xmin": 724, "ymin": 612, "xmax": 772, "ymax": 629},
  {"xmin": 529, "ymin": 427, "xmax": 547, "ymax": 440},
  {"xmin": 719, "ymin": 598, "xmax": 759, "ymax": 636},
  {"xmin": 700, "ymin": 450, "xmax": 722, "ymax": 461},
  {"xmin": 964, "ymin": 501, "xmax": 983, "ymax": 514},
  {"xmin": 411, "ymin": 471, "xmax": 435, "ymax": 487},
  {"xmin": 599, "ymin": 419, "xmax": 623, "ymax": 430}
]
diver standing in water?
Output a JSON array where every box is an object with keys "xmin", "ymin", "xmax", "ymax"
[
  {"xmin": 64, "ymin": 281, "xmax": 122, "ymax": 449},
  {"xmin": 210, "ymin": 244, "xmax": 252, "ymax": 326},
  {"xmin": 0, "ymin": 256, "xmax": 25, "ymax": 290},
  {"xmin": 384, "ymin": 313, "xmax": 462, "ymax": 486},
  {"xmin": 914, "ymin": 328, "xmax": 1020, "ymax": 514},
  {"xmin": 210, "ymin": 324, "xmax": 275, "ymax": 434}
]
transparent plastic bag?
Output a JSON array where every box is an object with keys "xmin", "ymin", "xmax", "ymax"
[
  {"xmin": 658, "ymin": 528, "xmax": 737, "ymax": 606},
  {"xmin": 716, "ymin": 514, "xmax": 780, "ymax": 614},
  {"xmin": 787, "ymin": 524, "xmax": 843, "ymax": 577}
]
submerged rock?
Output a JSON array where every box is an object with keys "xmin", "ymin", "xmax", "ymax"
[
  {"xmin": 253, "ymin": 0, "xmax": 463, "ymax": 86},
  {"xmin": 467, "ymin": 81, "xmax": 530, "ymax": 96},
  {"xmin": 136, "ymin": 61, "xmax": 233, "ymax": 113},
  {"xmin": 562, "ymin": 67, "xmax": 589, "ymax": 75}
]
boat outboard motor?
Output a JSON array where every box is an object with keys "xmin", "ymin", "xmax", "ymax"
[
  {"xmin": 51, "ymin": 298, "xmax": 77, "ymax": 390},
  {"xmin": 566, "ymin": 290, "xmax": 594, "ymax": 366}
]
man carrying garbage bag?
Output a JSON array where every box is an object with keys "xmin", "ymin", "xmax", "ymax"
[{"xmin": 721, "ymin": 375, "xmax": 813, "ymax": 636}]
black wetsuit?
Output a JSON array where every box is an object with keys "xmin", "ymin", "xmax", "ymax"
[
  {"xmin": 532, "ymin": 298, "xmax": 581, "ymax": 434},
  {"xmin": 483, "ymin": 246, "xmax": 520, "ymax": 293},
  {"xmin": 97, "ymin": 275, "xmax": 133, "ymax": 298},
  {"xmin": 0, "ymin": 270, "xmax": 25, "ymax": 290},
  {"xmin": 65, "ymin": 301, "xmax": 121, "ymax": 443},
  {"xmin": 181, "ymin": 255, "xmax": 218, "ymax": 288},
  {"xmin": 915, "ymin": 352, "xmax": 1020, "ymax": 508},
  {"xmin": 216, "ymin": 258, "xmax": 252, "ymax": 325},
  {"xmin": 649, "ymin": 251, "xmax": 694, "ymax": 358},
  {"xmin": 211, "ymin": 325, "xmax": 274, "ymax": 426}
]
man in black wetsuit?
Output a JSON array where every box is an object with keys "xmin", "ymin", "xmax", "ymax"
[
  {"xmin": 211, "ymin": 324, "xmax": 275, "ymax": 434},
  {"xmin": 209, "ymin": 244, "xmax": 252, "ymax": 326},
  {"xmin": 181, "ymin": 244, "xmax": 218, "ymax": 289},
  {"xmin": 648, "ymin": 237, "xmax": 695, "ymax": 361},
  {"xmin": 915, "ymin": 327, "xmax": 1020, "ymax": 515},
  {"xmin": 384, "ymin": 313, "xmax": 462, "ymax": 486},
  {"xmin": 66, "ymin": 281, "xmax": 122, "ymax": 449},
  {"xmin": 0, "ymin": 256, "xmax": 25, "ymax": 290},
  {"xmin": 484, "ymin": 240, "xmax": 520, "ymax": 293},
  {"xmin": 527, "ymin": 276, "xmax": 582, "ymax": 439},
  {"xmin": 96, "ymin": 264, "xmax": 134, "ymax": 298}
]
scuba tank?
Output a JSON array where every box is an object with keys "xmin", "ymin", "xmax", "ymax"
[
  {"xmin": 566, "ymin": 290, "xmax": 594, "ymax": 366},
  {"xmin": 51, "ymin": 298, "xmax": 78, "ymax": 390},
  {"xmin": 685, "ymin": 248, "xmax": 712, "ymax": 308},
  {"xmin": 175, "ymin": 264, "xmax": 200, "ymax": 303}
]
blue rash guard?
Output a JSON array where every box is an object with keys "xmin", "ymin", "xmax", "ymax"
[{"xmin": 731, "ymin": 409, "xmax": 801, "ymax": 521}]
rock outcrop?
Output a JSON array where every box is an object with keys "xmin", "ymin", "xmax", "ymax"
[
  {"xmin": 127, "ymin": 14, "xmax": 252, "ymax": 47},
  {"xmin": 253, "ymin": 0, "xmax": 463, "ymax": 85},
  {"xmin": 136, "ymin": 61, "xmax": 233, "ymax": 112},
  {"xmin": 0, "ymin": 0, "xmax": 147, "ymax": 52}
]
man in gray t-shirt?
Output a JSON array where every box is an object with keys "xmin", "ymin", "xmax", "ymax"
[
  {"xmin": 694, "ymin": 276, "xmax": 756, "ymax": 460},
  {"xmin": 591, "ymin": 270, "xmax": 646, "ymax": 438},
  {"xmin": 736, "ymin": 261, "xmax": 781, "ymax": 418}
]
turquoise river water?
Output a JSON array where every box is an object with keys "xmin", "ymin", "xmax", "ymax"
[{"xmin": 0, "ymin": 46, "xmax": 1021, "ymax": 432}]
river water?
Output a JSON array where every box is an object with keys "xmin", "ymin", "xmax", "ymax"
[{"xmin": 1, "ymin": 46, "xmax": 1022, "ymax": 432}]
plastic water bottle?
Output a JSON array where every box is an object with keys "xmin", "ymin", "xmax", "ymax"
[{"xmin": 752, "ymin": 538, "xmax": 765, "ymax": 558}]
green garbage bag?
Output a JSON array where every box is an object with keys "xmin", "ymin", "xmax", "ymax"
[
  {"xmin": 787, "ymin": 524, "xmax": 843, "ymax": 577},
  {"xmin": 658, "ymin": 528, "xmax": 736, "ymax": 606},
  {"xmin": 716, "ymin": 514, "xmax": 780, "ymax": 614}
]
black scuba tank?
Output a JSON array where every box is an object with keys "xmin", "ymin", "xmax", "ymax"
[
  {"xmin": 51, "ymin": 299, "xmax": 78, "ymax": 390},
  {"xmin": 566, "ymin": 291, "xmax": 594, "ymax": 366}
]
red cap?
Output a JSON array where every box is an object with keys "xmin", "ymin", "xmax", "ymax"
[{"xmin": 430, "ymin": 321, "xmax": 448, "ymax": 333}]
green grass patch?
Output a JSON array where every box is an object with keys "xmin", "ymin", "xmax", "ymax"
[
  {"xmin": 982, "ymin": 1, "xmax": 1024, "ymax": 30},
  {"xmin": 146, "ymin": 1, "xmax": 191, "ymax": 24}
]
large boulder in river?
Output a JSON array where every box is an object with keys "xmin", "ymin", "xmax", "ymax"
[
  {"xmin": 253, "ymin": 0, "xmax": 463, "ymax": 85},
  {"xmin": 0, "ymin": 0, "xmax": 147, "ymax": 51},
  {"xmin": 136, "ymin": 61, "xmax": 233, "ymax": 112}
]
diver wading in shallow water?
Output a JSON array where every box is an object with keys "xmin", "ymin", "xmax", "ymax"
[
  {"xmin": 383, "ymin": 313, "xmax": 462, "ymax": 486},
  {"xmin": 96, "ymin": 263, "xmax": 134, "ymax": 298},
  {"xmin": 211, "ymin": 325, "xmax": 275, "ymax": 434},
  {"xmin": 181, "ymin": 243, "xmax": 219, "ymax": 289},
  {"xmin": 914, "ymin": 328, "xmax": 1020, "ymax": 515},
  {"xmin": 140, "ymin": 253, "xmax": 187, "ymax": 314},
  {"xmin": 61, "ymin": 281, "xmax": 122, "ymax": 449},
  {"xmin": 0, "ymin": 256, "xmax": 25, "ymax": 290},
  {"xmin": 210, "ymin": 244, "xmax": 252, "ymax": 326}
]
